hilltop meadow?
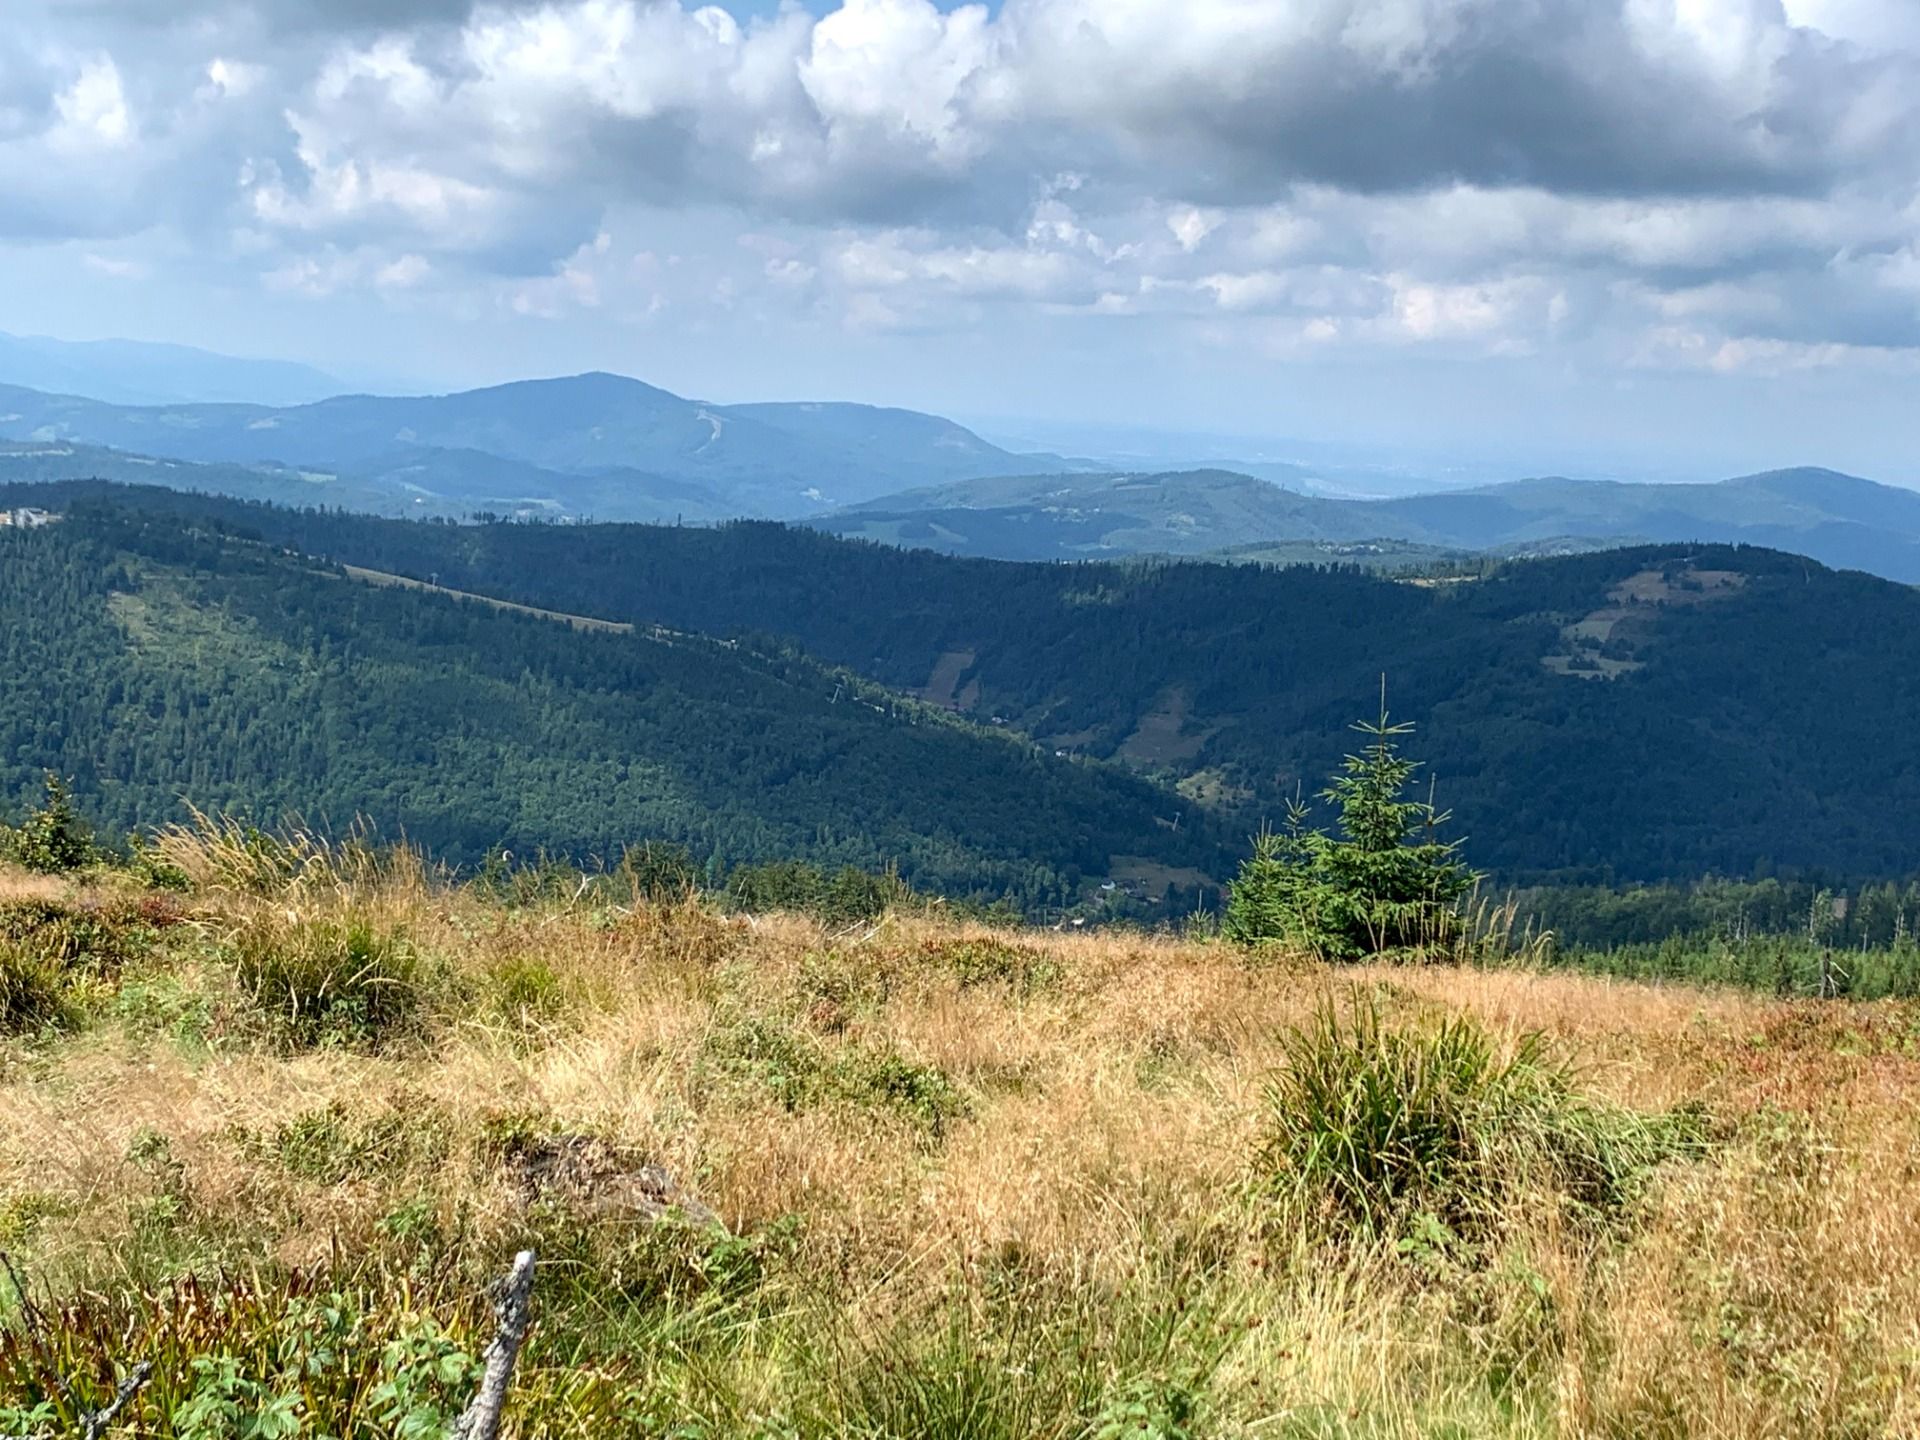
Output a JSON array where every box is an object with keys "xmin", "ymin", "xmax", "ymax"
[{"xmin": 2, "ymin": 822, "xmax": 1916, "ymax": 1439}]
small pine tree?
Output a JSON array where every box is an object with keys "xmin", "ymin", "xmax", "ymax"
[
  {"xmin": 7, "ymin": 774, "xmax": 96, "ymax": 875},
  {"xmin": 1225, "ymin": 689, "xmax": 1476, "ymax": 961},
  {"xmin": 1222, "ymin": 794, "xmax": 1318, "ymax": 945}
]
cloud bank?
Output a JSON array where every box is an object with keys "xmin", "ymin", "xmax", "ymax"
[{"xmin": 6, "ymin": 0, "xmax": 1920, "ymax": 397}]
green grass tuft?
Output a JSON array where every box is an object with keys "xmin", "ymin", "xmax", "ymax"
[
  {"xmin": 1255, "ymin": 998, "xmax": 1705, "ymax": 1247},
  {"xmin": 231, "ymin": 911, "xmax": 438, "ymax": 1050}
]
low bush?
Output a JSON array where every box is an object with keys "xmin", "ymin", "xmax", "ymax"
[
  {"xmin": 927, "ymin": 937, "xmax": 1062, "ymax": 996},
  {"xmin": 253, "ymin": 1100, "xmax": 449, "ymax": 1185},
  {"xmin": 618, "ymin": 840, "xmax": 702, "ymax": 904},
  {"xmin": 1, "ymin": 775, "xmax": 97, "ymax": 875},
  {"xmin": 1255, "ymin": 998, "xmax": 1705, "ymax": 1247},
  {"xmin": 0, "ymin": 895, "xmax": 165, "ymax": 974},
  {"xmin": 0, "ymin": 895, "xmax": 159, "ymax": 1034},
  {"xmin": 479, "ymin": 952, "xmax": 571, "ymax": 1027},
  {"xmin": 704, "ymin": 1010, "xmax": 968, "ymax": 1136}
]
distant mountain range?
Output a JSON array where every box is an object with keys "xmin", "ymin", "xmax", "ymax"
[
  {"xmin": 2, "ymin": 365, "xmax": 1919, "ymax": 582},
  {"xmin": 0, "ymin": 330, "xmax": 351, "ymax": 407},
  {"xmin": 0, "ymin": 373, "xmax": 1083, "ymax": 521},
  {"xmin": 819, "ymin": 465, "xmax": 1920, "ymax": 583}
]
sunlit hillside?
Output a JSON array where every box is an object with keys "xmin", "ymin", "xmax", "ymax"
[{"xmin": 2, "ymin": 826, "xmax": 1915, "ymax": 1438}]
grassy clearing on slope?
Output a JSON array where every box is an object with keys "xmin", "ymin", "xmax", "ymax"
[{"xmin": 0, "ymin": 828, "xmax": 1917, "ymax": 1437}]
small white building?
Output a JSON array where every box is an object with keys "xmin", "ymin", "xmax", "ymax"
[{"xmin": 0, "ymin": 508, "xmax": 58, "ymax": 529}]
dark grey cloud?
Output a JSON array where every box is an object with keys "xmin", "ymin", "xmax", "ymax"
[{"xmin": 1004, "ymin": 0, "xmax": 1917, "ymax": 203}]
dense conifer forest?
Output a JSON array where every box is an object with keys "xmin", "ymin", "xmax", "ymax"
[
  {"xmin": 0, "ymin": 501, "xmax": 1225, "ymax": 908},
  {"xmin": 11, "ymin": 481, "xmax": 1919, "ymax": 890}
]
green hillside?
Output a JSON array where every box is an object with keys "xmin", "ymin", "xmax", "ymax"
[
  {"xmin": 15, "ymin": 482, "xmax": 1920, "ymax": 887},
  {"xmin": 0, "ymin": 502, "xmax": 1223, "ymax": 907}
]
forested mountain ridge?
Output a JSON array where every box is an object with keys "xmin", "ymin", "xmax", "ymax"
[
  {"xmin": 13, "ymin": 482, "xmax": 1920, "ymax": 887},
  {"xmin": 0, "ymin": 500, "xmax": 1224, "ymax": 907}
]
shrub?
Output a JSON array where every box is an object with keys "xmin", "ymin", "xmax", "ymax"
[
  {"xmin": 0, "ymin": 895, "xmax": 157, "ymax": 974},
  {"xmin": 3, "ymin": 774, "xmax": 96, "ymax": 875},
  {"xmin": 618, "ymin": 840, "xmax": 701, "ymax": 904},
  {"xmin": 480, "ymin": 952, "xmax": 570, "ymax": 1028},
  {"xmin": 704, "ymin": 1010, "xmax": 968, "ymax": 1136},
  {"xmin": 259, "ymin": 1101, "xmax": 447, "ymax": 1185},
  {"xmin": 0, "ymin": 895, "xmax": 154, "ymax": 1034},
  {"xmin": 231, "ymin": 912, "xmax": 435, "ymax": 1049},
  {"xmin": 127, "ymin": 832, "xmax": 193, "ymax": 892},
  {"xmin": 928, "ymin": 937, "xmax": 1062, "ymax": 996},
  {"xmin": 727, "ymin": 860, "xmax": 909, "ymax": 924},
  {"xmin": 1255, "ymin": 998, "xmax": 1704, "ymax": 1246}
]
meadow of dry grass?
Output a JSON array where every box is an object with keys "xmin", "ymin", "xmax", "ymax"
[{"xmin": 2, "ymin": 830, "xmax": 1918, "ymax": 1437}]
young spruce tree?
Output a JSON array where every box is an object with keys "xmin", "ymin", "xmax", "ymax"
[{"xmin": 1225, "ymin": 688, "xmax": 1476, "ymax": 960}]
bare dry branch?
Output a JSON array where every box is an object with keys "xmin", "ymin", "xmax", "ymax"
[{"xmin": 449, "ymin": 1249, "xmax": 538, "ymax": 1440}]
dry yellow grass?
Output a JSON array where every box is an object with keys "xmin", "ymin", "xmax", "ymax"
[{"xmin": 3, "ymin": 849, "xmax": 1918, "ymax": 1438}]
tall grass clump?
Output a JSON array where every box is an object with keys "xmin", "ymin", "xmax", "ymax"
[
  {"xmin": 0, "ymin": 940, "xmax": 73, "ymax": 1035},
  {"xmin": 154, "ymin": 809, "xmax": 437, "ymax": 902},
  {"xmin": 231, "ymin": 910, "xmax": 437, "ymax": 1050},
  {"xmin": 1256, "ymin": 998, "xmax": 1704, "ymax": 1247},
  {"xmin": 0, "ymin": 895, "xmax": 164, "ymax": 1035}
]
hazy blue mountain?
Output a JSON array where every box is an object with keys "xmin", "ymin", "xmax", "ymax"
[
  {"xmin": 821, "ymin": 465, "xmax": 1920, "ymax": 582},
  {"xmin": 0, "ymin": 373, "xmax": 1042, "ymax": 519},
  {"xmin": 1370, "ymin": 468, "xmax": 1920, "ymax": 582},
  {"xmin": 8, "ymin": 365, "xmax": 1918, "ymax": 579},
  {"xmin": 0, "ymin": 331, "xmax": 349, "ymax": 407},
  {"xmin": 723, "ymin": 399, "xmax": 1084, "ymax": 481},
  {"xmin": 0, "ymin": 442, "xmax": 411, "ymax": 514}
]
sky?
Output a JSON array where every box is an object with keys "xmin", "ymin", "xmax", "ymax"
[{"xmin": 4, "ymin": 0, "xmax": 1920, "ymax": 480}]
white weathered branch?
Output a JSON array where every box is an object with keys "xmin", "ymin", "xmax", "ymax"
[{"xmin": 449, "ymin": 1249, "xmax": 538, "ymax": 1440}]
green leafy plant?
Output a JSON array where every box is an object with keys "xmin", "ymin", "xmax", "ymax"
[{"xmin": 0, "ymin": 1271, "xmax": 480, "ymax": 1440}]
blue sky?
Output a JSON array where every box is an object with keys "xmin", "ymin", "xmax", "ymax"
[{"xmin": 5, "ymin": 0, "xmax": 1920, "ymax": 481}]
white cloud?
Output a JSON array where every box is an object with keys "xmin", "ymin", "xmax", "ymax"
[
  {"xmin": 202, "ymin": 57, "xmax": 265, "ymax": 100},
  {"xmin": 52, "ymin": 57, "xmax": 131, "ymax": 150},
  {"xmin": 375, "ymin": 253, "xmax": 432, "ymax": 288},
  {"xmin": 4, "ymin": 0, "xmax": 1920, "ymax": 388},
  {"xmin": 1167, "ymin": 207, "xmax": 1220, "ymax": 253}
]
